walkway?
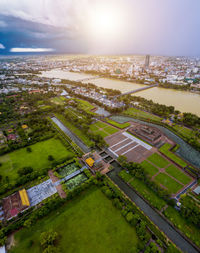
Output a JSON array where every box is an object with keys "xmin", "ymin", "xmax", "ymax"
[
  {"xmin": 51, "ymin": 116, "xmax": 90, "ymax": 153},
  {"xmin": 175, "ymin": 180, "xmax": 197, "ymax": 200},
  {"xmin": 107, "ymin": 163, "xmax": 198, "ymax": 253}
]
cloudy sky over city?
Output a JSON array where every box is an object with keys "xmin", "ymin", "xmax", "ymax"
[{"xmin": 0, "ymin": 0, "xmax": 200, "ymax": 56}]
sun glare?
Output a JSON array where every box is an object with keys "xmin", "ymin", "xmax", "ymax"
[{"xmin": 88, "ymin": 5, "xmax": 122, "ymax": 39}]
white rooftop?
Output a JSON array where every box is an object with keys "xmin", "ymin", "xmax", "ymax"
[{"xmin": 193, "ymin": 186, "xmax": 200, "ymax": 195}]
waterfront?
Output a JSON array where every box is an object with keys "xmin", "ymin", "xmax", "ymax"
[{"xmin": 40, "ymin": 70, "xmax": 200, "ymax": 116}]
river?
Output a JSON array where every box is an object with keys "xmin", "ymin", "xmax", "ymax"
[{"xmin": 40, "ymin": 69, "xmax": 200, "ymax": 116}]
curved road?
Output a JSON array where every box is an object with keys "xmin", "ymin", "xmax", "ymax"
[{"xmin": 108, "ymin": 166, "xmax": 199, "ymax": 253}]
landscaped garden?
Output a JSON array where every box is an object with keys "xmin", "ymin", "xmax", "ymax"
[
  {"xmin": 105, "ymin": 118, "xmax": 130, "ymax": 129},
  {"xmin": 119, "ymin": 170, "xmax": 166, "ymax": 210},
  {"xmin": 50, "ymin": 96, "xmax": 67, "ymax": 105},
  {"xmin": 159, "ymin": 143, "xmax": 187, "ymax": 168},
  {"xmin": 10, "ymin": 187, "xmax": 140, "ymax": 253},
  {"xmin": 58, "ymin": 162, "xmax": 80, "ymax": 178},
  {"xmin": 147, "ymin": 153, "xmax": 169, "ymax": 168},
  {"xmin": 55, "ymin": 113, "xmax": 94, "ymax": 147},
  {"xmin": 123, "ymin": 107, "xmax": 162, "ymax": 122},
  {"xmin": 74, "ymin": 98, "xmax": 96, "ymax": 115},
  {"xmin": 65, "ymin": 173, "xmax": 88, "ymax": 190},
  {"xmin": 0, "ymin": 138, "xmax": 74, "ymax": 183},
  {"xmin": 90, "ymin": 121, "xmax": 119, "ymax": 138},
  {"xmin": 140, "ymin": 160, "xmax": 158, "ymax": 177}
]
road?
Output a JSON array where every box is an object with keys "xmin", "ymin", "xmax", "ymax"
[{"xmin": 51, "ymin": 116, "xmax": 90, "ymax": 153}]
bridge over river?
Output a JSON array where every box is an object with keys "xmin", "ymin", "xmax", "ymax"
[{"xmin": 115, "ymin": 83, "xmax": 158, "ymax": 98}]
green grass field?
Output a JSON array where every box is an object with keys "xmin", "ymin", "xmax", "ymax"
[
  {"xmin": 0, "ymin": 138, "xmax": 74, "ymax": 183},
  {"xmin": 165, "ymin": 165, "xmax": 191, "ymax": 185},
  {"xmin": 124, "ymin": 108, "xmax": 162, "ymax": 122},
  {"xmin": 90, "ymin": 121, "xmax": 119, "ymax": 138},
  {"xmin": 159, "ymin": 143, "xmax": 187, "ymax": 168},
  {"xmin": 105, "ymin": 119, "xmax": 130, "ymax": 129},
  {"xmin": 55, "ymin": 113, "xmax": 94, "ymax": 147},
  {"xmin": 154, "ymin": 173, "xmax": 183, "ymax": 194},
  {"xmin": 51, "ymin": 96, "xmax": 66, "ymax": 105},
  {"xmin": 11, "ymin": 187, "xmax": 139, "ymax": 253},
  {"xmin": 147, "ymin": 153, "xmax": 169, "ymax": 168},
  {"xmin": 141, "ymin": 160, "xmax": 159, "ymax": 177},
  {"xmin": 74, "ymin": 98, "xmax": 96, "ymax": 115}
]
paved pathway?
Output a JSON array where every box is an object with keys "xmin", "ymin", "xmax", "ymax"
[{"xmin": 51, "ymin": 116, "xmax": 90, "ymax": 153}]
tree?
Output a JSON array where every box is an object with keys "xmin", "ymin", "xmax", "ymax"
[
  {"xmin": 40, "ymin": 230, "xmax": 58, "ymax": 249},
  {"xmin": 48, "ymin": 155, "xmax": 54, "ymax": 161}
]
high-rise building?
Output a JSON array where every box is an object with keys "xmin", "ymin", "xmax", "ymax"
[{"xmin": 145, "ymin": 55, "xmax": 150, "ymax": 68}]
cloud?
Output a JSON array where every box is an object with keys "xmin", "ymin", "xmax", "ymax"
[
  {"xmin": 0, "ymin": 43, "xmax": 5, "ymax": 49},
  {"xmin": 0, "ymin": 20, "xmax": 6, "ymax": 27},
  {"xmin": 10, "ymin": 47, "xmax": 54, "ymax": 52}
]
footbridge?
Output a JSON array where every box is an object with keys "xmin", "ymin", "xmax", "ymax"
[{"xmin": 115, "ymin": 83, "xmax": 158, "ymax": 98}]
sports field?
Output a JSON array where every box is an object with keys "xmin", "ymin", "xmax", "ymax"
[
  {"xmin": 90, "ymin": 121, "xmax": 119, "ymax": 138},
  {"xmin": 11, "ymin": 187, "xmax": 139, "ymax": 253},
  {"xmin": 0, "ymin": 138, "xmax": 74, "ymax": 183}
]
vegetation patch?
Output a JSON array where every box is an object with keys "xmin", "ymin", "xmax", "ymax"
[
  {"xmin": 124, "ymin": 107, "xmax": 162, "ymax": 122},
  {"xmin": 159, "ymin": 143, "xmax": 187, "ymax": 168},
  {"xmin": 147, "ymin": 153, "xmax": 169, "ymax": 168},
  {"xmin": 165, "ymin": 165, "xmax": 191, "ymax": 185},
  {"xmin": 141, "ymin": 160, "xmax": 159, "ymax": 177},
  {"xmin": 10, "ymin": 187, "xmax": 139, "ymax": 253},
  {"xmin": 154, "ymin": 173, "xmax": 183, "ymax": 194},
  {"xmin": 105, "ymin": 119, "xmax": 130, "ymax": 129},
  {"xmin": 90, "ymin": 121, "xmax": 119, "ymax": 138},
  {"xmin": 164, "ymin": 206, "xmax": 200, "ymax": 247},
  {"xmin": 0, "ymin": 138, "xmax": 74, "ymax": 183}
]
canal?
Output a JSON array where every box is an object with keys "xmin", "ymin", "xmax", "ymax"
[{"xmin": 107, "ymin": 161, "xmax": 199, "ymax": 253}]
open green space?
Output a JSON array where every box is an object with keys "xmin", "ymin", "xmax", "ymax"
[
  {"xmin": 173, "ymin": 125, "xmax": 195, "ymax": 139},
  {"xmin": 0, "ymin": 138, "xmax": 74, "ymax": 183},
  {"xmin": 51, "ymin": 96, "xmax": 66, "ymax": 105},
  {"xmin": 55, "ymin": 113, "xmax": 94, "ymax": 147},
  {"xmin": 164, "ymin": 206, "xmax": 200, "ymax": 247},
  {"xmin": 147, "ymin": 153, "xmax": 169, "ymax": 168},
  {"xmin": 105, "ymin": 119, "xmax": 130, "ymax": 129},
  {"xmin": 11, "ymin": 187, "xmax": 139, "ymax": 253},
  {"xmin": 154, "ymin": 173, "xmax": 183, "ymax": 194},
  {"xmin": 159, "ymin": 143, "xmax": 187, "ymax": 168},
  {"xmin": 124, "ymin": 107, "xmax": 162, "ymax": 122},
  {"xmin": 141, "ymin": 160, "xmax": 159, "ymax": 177},
  {"xmin": 74, "ymin": 98, "xmax": 96, "ymax": 115},
  {"xmin": 90, "ymin": 121, "xmax": 119, "ymax": 138},
  {"xmin": 119, "ymin": 170, "xmax": 166, "ymax": 210},
  {"xmin": 165, "ymin": 165, "xmax": 191, "ymax": 185}
]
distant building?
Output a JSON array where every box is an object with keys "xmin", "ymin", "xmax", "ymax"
[{"xmin": 144, "ymin": 55, "xmax": 150, "ymax": 69}]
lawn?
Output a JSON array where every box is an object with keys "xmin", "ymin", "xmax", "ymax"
[
  {"xmin": 55, "ymin": 113, "xmax": 94, "ymax": 147},
  {"xmin": 124, "ymin": 108, "xmax": 162, "ymax": 122},
  {"xmin": 119, "ymin": 171, "xmax": 166, "ymax": 211},
  {"xmin": 165, "ymin": 165, "xmax": 191, "ymax": 185},
  {"xmin": 11, "ymin": 187, "xmax": 139, "ymax": 253},
  {"xmin": 147, "ymin": 153, "xmax": 169, "ymax": 168},
  {"xmin": 74, "ymin": 98, "xmax": 96, "ymax": 115},
  {"xmin": 173, "ymin": 125, "xmax": 195, "ymax": 139},
  {"xmin": 105, "ymin": 119, "xmax": 130, "ymax": 129},
  {"xmin": 154, "ymin": 173, "xmax": 183, "ymax": 194},
  {"xmin": 163, "ymin": 206, "xmax": 200, "ymax": 247},
  {"xmin": 141, "ymin": 160, "xmax": 159, "ymax": 177},
  {"xmin": 51, "ymin": 96, "xmax": 66, "ymax": 105},
  {"xmin": 0, "ymin": 138, "xmax": 74, "ymax": 183},
  {"xmin": 90, "ymin": 121, "xmax": 119, "ymax": 138},
  {"xmin": 159, "ymin": 143, "xmax": 187, "ymax": 168}
]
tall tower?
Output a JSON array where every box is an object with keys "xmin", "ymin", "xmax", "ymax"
[{"xmin": 144, "ymin": 55, "xmax": 150, "ymax": 68}]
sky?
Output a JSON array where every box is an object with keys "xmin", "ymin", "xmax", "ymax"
[{"xmin": 0, "ymin": 0, "xmax": 200, "ymax": 56}]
